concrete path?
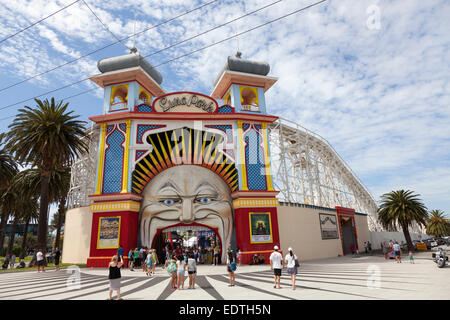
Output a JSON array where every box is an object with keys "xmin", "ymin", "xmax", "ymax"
[{"xmin": 0, "ymin": 251, "xmax": 448, "ymax": 300}]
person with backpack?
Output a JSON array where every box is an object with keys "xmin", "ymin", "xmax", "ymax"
[
  {"xmin": 187, "ymin": 253, "xmax": 197, "ymax": 289},
  {"xmin": 226, "ymin": 251, "xmax": 236, "ymax": 286},
  {"xmin": 284, "ymin": 247, "xmax": 299, "ymax": 290}
]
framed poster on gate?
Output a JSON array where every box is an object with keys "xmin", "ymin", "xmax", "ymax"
[
  {"xmin": 97, "ymin": 216, "xmax": 121, "ymax": 249},
  {"xmin": 249, "ymin": 212, "xmax": 273, "ymax": 244},
  {"xmin": 319, "ymin": 213, "xmax": 339, "ymax": 240}
]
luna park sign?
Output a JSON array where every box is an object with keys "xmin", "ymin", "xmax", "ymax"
[{"xmin": 152, "ymin": 92, "xmax": 218, "ymax": 113}]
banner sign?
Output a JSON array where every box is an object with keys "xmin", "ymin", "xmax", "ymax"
[
  {"xmin": 153, "ymin": 92, "xmax": 218, "ymax": 113},
  {"xmin": 319, "ymin": 213, "xmax": 339, "ymax": 240},
  {"xmin": 97, "ymin": 216, "xmax": 121, "ymax": 249},
  {"xmin": 249, "ymin": 212, "xmax": 273, "ymax": 244}
]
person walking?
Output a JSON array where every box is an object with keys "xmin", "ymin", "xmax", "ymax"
[
  {"xmin": 108, "ymin": 255, "xmax": 123, "ymax": 300},
  {"xmin": 284, "ymin": 247, "xmax": 299, "ymax": 290},
  {"xmin": 193, "ymin": 247, "xmax": 199, "ymax": 263},
  {"xmin": 409, "ymin": 251, "xmax": 415, "ymax": 264},
  {"xmin": 237, "ymin": 248, "xmax": 242, "ymax": 266},
  {"xmin": 213, "ymin": 246, "xmax": 220, "ymax": 265},
  {"xmin": 128, "ymin": 249, "xmax": 135, "ymax": 271},
  {"xmin": 226, "ymin": 250, "xmax": 236, "ymax": 286},
  {"xmin": 368, "ymin": 241, "xmax": 372, "ymax": 252},
  {"xmin": 133, "ymin": 248, "xmax": 140, "ymax": 268},
  {"xmin": 149, "ymin": 253, "xmax": 153, "ymax": 276},
  {"xmin": 117, "ymin": 244, "xmax": 124, "ymax": 268},
  {"xmin": 36, "ymin": 249, "xmax": 45, "ymax": 272},
  {"xmin": 364, "ymin": 242, "xmax": 368, "ymax": 254},
  {"xmin": 393, "ymin": 241, "xmax": 402, "ymax": 263},
  {"xmin": 176, "ymin": 255, "xmax": 186, "ymax": 290},
  {"xmin": 382, "ymin": 242, "xmax": 389, "ymax": 259},
  {"xmin": 53, "ymin": 248, "xmax": 61, "ymax": 271},
  {"xmin": 151, "ymin": 249, "xmax": 158, "ymax": 275},
  {"xmin": 269, "ymin": 246, "xmax": 283, "ymax": 289},
  {"xmin": 187, "ymin": 253, "xmax": 197, "ymax": 289}
]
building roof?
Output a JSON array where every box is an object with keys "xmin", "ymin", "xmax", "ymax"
[
  {"xmin": 213, "ymin": 52, "xmax": 271, "ymax": 86},
  {"xmin": 97, "ymin": 52, "xmax": 163, "ymax": 85}
]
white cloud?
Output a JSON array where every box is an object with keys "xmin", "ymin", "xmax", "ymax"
[{"xmin": 0, "ymin": 0, "xmax": 448, "ymax": 214}]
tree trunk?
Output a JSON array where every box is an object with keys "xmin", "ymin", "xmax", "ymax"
[
  {"xmin": 401, "ymin": 222, "xmax": 414, "ymax": 251},
  {"xmin": 54, "ymin": 195, "xmax": 66, "ymax": 250},
  {"xmin": 37, "ymin": 170, "xmax": 51, "ymax": 253},
  {"xmin": 7, "ymin": 215, "xmax": 19, "ymax": 255},
  {"xmin": 0, "ymin": 210, "xmax": 9, "ymax": 255},
  {"xmin": 20, "ymin": 216, "xmax": 31, "ymax": 259}
]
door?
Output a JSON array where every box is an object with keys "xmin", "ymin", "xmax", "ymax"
[{"xmin": 341, "ymin": 217, "xmax": 356, "ymax": 255}]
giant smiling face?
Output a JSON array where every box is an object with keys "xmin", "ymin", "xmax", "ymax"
[{"xmin": 140, "ymin": 165, "xmax": 233, "ymax": 261}]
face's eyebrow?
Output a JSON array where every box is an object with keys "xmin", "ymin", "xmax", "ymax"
[
  {"xmin": 158, "ymin": 181, "xmax": 181, "ymax": 194},
  {"xmin": 195, "ymin": 182, "xmax": 218, "ymax": 195}
]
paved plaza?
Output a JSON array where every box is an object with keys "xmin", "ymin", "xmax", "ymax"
[{"xmin": 0, "ymin": 251, "xmax": 448, "ymax": 300}]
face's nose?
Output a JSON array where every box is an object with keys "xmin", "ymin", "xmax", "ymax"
[{"xmin": 180, "ymin": 198, "xmax": 194, "ymax": 223}]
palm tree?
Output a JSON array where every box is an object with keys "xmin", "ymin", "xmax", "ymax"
[
  {"xmin": 0, "ymin": 133, "xmax": 18, "ymax": 254},
  {"xmin": 48, "ymin": 166, "xmax": 71, "ymax": 250},
  {"xmin": 5, "ymin": 98, "xmax": 88, "ymax": 251},
  {"xmin": 378, "ymin": 190, "xmax": 428, "ymax": 251},
  {"xmin": 12, "ymin": 167, "xmax": 70, "ymax": 253},
  {"xmin": 426, "ymin": 210, "xmax": 448, "ymax": 237},
  {"xmin": 10, "ymin": 169, "xmax": 40, "ymax": 259}
]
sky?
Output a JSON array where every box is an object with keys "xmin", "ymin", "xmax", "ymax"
[{"xmin": 0, "ymin": 0, "xmax": 449, "ymax": 220}]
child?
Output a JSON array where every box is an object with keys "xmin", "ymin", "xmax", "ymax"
[
  {"xmin": 187, "ymin": 253, "xmax": 197, "ymax": 289},
  {"xmin": 226, "ymin": 251, "xmax": 236, "ymax": 286},
  {"xmin": 409, "ymin": 251, "xmax": 414, "ymax": 264},
  {"xmin": 176, "ymin": 255, "xmax": 186, "ymax": 290},
  {"xmin": 167, "ymin": 254, "xmax": 178, "ymax": 290}
]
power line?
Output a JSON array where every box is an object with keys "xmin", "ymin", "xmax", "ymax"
[
  {"xmin": 0, "ymin": 0, "xmax": 328, "ymax": 114},
  {"xmin": 81, "ymin": 0, "xmax": 130, "ymax": 51},
  {"xmin": 0, "ymin": 0, "xmax": 219, "ymax": 93},
  {"xmin": 0, "ymin": 87, "xmax": 97, "ymax": 123},
  {"xmin": 141, "ymin": 0, "xmax": 283, "ymax": 60},
  {"xmin": 0, "ymin": 0, "xmax": 82, "ymax": 45},
  {"xmin": 2, "ymin": 0, "xmax": 282, "ymax": 95}
]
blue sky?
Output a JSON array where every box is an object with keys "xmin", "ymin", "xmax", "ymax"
[{"xmin": 0, "ymin": 0, "xmax": 449, "ymax": 219}]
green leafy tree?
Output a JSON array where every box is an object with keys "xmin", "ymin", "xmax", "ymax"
[
  {"xmin": 5, "ymin": 98, "xmax": 88, "ymax": 251},
  {"xmin": 0, "ymin": 133, "xmax": 18, "ymax": 254},
  {"xmin": 378, "ymin": 190, "xmax": 428, "ymax": 251},
  {"xmin": 426, "ymin": 210, "xmax": 448, "ymax": 237}
]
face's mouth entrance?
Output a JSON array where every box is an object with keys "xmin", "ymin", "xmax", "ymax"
[
  {"xmin": 151, "ymin": 222, "xmax": 222, "ymax": 249},
  {"xmin": 145, "ymin": 220, "xmax": 227, "ymax": 262}
]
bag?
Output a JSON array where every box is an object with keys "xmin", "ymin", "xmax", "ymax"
[
  {"xmin": 167, "ymin": 261, "xmax": 176, "ymax": 273},
  {"xmin": 294, "ymin": 259, "xmax": 300, "ymax": 268},
  {"xmin": 230, "ymin": 261, "xmax": 237, "ymax": 271}
]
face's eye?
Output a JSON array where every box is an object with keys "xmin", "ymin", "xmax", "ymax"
[
  {"xmin": 195, "ymin": 197, "xmax": 215, "ymax": 205},
  {"xmin": 159, "ymin": 199, "xmax": 181, "ymax": 206}
]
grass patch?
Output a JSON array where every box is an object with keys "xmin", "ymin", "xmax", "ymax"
[{"xmin": 0, "ymin": 263, "xmax": 86, "ymax": 273}]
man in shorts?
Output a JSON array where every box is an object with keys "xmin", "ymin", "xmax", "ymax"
[
  {"xmin": 269, "ymin": 246, "xmax": 283, "ymax": 289},
  {"xmin": 36, "ymin": 249, "xmax": 45, "ymax": 272},
  {"xmin": 393, "ymin": 241, "xmax": 402, "ymax": 263}
]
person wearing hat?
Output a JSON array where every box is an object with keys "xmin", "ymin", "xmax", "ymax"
[
  {"xmin": 269, "ymin": 245, "xmax": 283, "ymax": 289},
  {"xmin": 284, "ymin": 247, "xmax": 299, "ymax": 290}
]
